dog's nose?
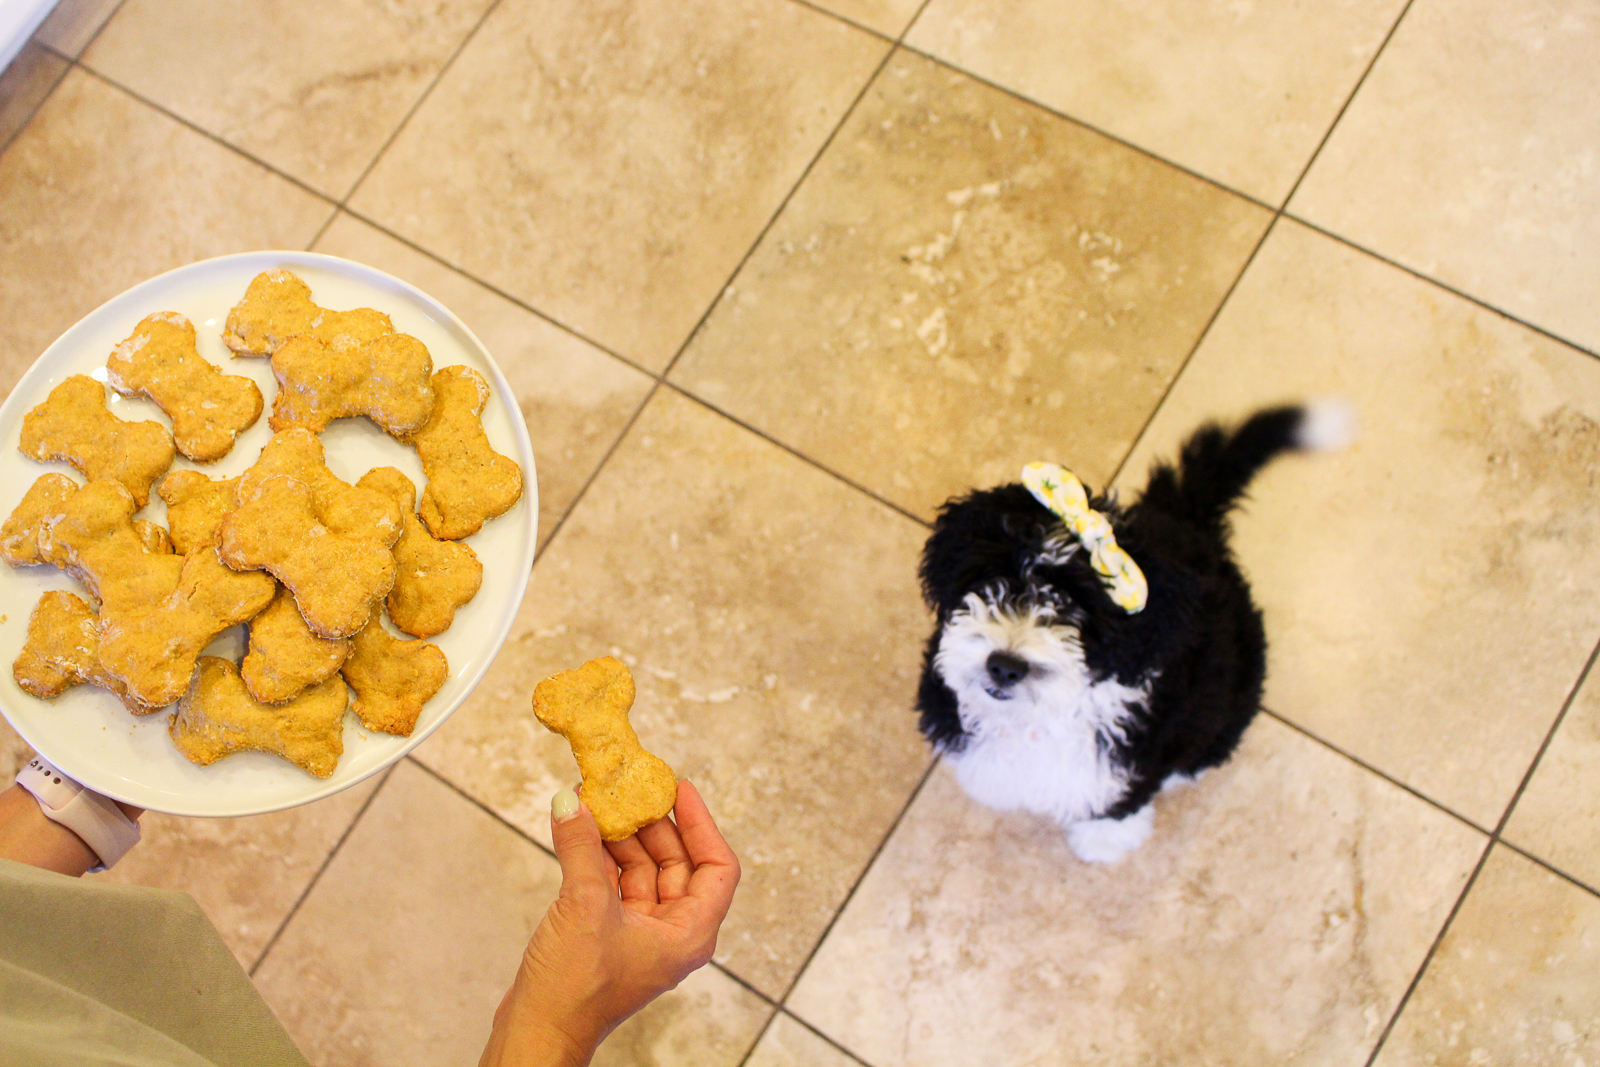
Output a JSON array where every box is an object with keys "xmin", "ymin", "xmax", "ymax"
[{"xmin": 986, "ymin": 651, "xmax": 1030, "ymax": 687}]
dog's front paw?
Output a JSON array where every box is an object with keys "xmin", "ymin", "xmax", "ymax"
[{"xmin": 1066, "ymin": 807, "xmax": 1154, "ymax": 864}]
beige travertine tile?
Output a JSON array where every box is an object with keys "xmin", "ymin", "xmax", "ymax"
[
  {"xmin": 789, "ymin": 718, "xmax": 1485, "ymax": 1066},
  {"xmin": 906, "ymin": 0, "xmax": 1406, "ymax": 205},
  {"xmin": 670, "ymin": 51, "xmax": 1270, "ymax": 521},
  {"xmin": 88, "ymin": 776, "xmax": 380, "ymax": 969},
  {"xmin": 34, "ymin": 0, "xmax": 122, "ymax": 57},
  {"xmin": 0, "ymin": 42, "xmax": 67, "ymax": 148},
  {"xmin": 1505, "ymin": 665, "xmax": 1600, "ymax": 891},
  {"xmin": 349, "ymin": 0, "xmax": 889, "ymax": 372},
  {"xmin": 1291, "ymin": 0, "xmax": 1600, "ymax": 353},
  {"xmin": 253, "ymin": 758, "xmax": 770, "ymax": 1067},
  {"xmin": 313, "ymin": 213, "xmax": 654, "ymax": 547},
  {"xmin": 1372, "ymin": 846, "xmax": 1600, "ymax": 1067},
  {"xmin": 412, "ymin": 389, "xmax": 934, "ymax": 996},
  {"xmin": 745, "ymin": 1013, "xmax": 864, "ymax": 1067},
  {"xmin": 807, "ymin": 0, "xmax": 923, "ymax": 38},
  {"xmin": 82, "ymin": 0, "xmax": 494, "ymax": 199},
  {"xmin": 0, "ymin": 69, "xmax": 331, "ymax": 398},
  {"xmin": 1116, "ymin": 220, "xmax": 1600, "ymax": 829}
]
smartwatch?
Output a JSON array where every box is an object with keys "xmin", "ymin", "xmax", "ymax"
[{"xmin": 15, "ymin": 756, "xmax": 141, "ymax": 871}]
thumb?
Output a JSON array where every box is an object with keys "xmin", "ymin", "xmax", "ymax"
[{"xmin": 549, "ymin": 788, "xmax": 613, "ymax": 900}]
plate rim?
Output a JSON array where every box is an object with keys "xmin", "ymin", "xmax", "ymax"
[{"xmin": 0, "ymin": 250, "xmax": 538, "ymax": 817}]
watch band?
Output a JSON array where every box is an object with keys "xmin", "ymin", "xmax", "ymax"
[{"xmin": 15, "ymin": 756, "xmax": 141, "ymax": 871}]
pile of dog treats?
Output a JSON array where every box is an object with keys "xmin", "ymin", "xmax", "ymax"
[{"xmin": 2, "ymin": 270, "xmax": 523, "ymax": 778}]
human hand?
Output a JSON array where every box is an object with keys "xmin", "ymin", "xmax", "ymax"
[{"xmin": 479, "ymin": 780, "xmax": 740, "ymax": 1067}]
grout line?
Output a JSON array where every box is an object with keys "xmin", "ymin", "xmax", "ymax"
[
  {"xmin": 1274, "ymin": 0, "xmax": 1415, "ymax": 211},
  {"xmin": 666, "ymin": 384, "xmax": 932, "ymax": 530},
  {"xmin": 0, "ymin": 43, "xmax": 74, "ymax": 157},
  {"xmin": 333, "ymin": 0, "xmax": 507, "ymax": 209},
  {"xmin": 733, "ymin": 755, "xmax": 939, "ymax": 1067},
  {"xmin": 247, "ymin": 761, "xmax": 399, "ymax": 977},
  {"xmin": 780, "ymin": 1006, "xmax": 879, "ymax": 1066},
  {"xmin": 1494, "ymin": 839, "xmax": 1600, "ymax": 902},
  {"xmin": 71, "ymin": 66, "xmax": 340, "ymax": 207},
  {"xmin": 324, "ymin": 205, "xmax": 650, "ymax": 376},
  {"xmin": 892, "ymin": 40, "xmax": 1278, "ymax": 214},
  {"xmin": 1361, "ymin": 634, "xmax": 1600, "ymax": 1066},
  {"xmin": 1104, "ymin": 214, "xmax": 1280, "ymax": 489},
  {"xmin": 782, "ymin": 0, "xmax": 898, "ymax": 44},
  {"xmin": 655, "ymin": 44, "xmax": 901, "ymax": 385},
  {"xmin": 1259, "ymin": 709, "xmax": 1492, "ymax": 837},
  {"xmin": 406, "ymin": 755, "xmax": 558, "ymax": 862},
  {"xmin": 1282, "ymin": 213, "xmax": 1600, "ymax": 363}
]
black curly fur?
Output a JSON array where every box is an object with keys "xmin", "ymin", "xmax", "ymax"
[{"xmin": 916, "ymin": 406, "xmax": 1306, "ymax": 820}]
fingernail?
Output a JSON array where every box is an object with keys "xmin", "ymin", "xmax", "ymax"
[{"xmin": 551, "ymin": 788, "xmax": 580, "ymax": 822}]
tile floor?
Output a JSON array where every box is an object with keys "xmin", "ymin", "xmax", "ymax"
[{"xmin": 2, "ymin": 0, "xmax": 1598, "ymax": 1063}]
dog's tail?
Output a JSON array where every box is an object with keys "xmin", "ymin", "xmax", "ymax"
[{"xmin": 1138, "ymin": 401, "xmax": 1353, "ymax": 531}]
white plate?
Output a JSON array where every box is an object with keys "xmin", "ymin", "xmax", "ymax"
[{"xmin": 0, "ymin": 252, "xmax": 537, "ymax": 817}]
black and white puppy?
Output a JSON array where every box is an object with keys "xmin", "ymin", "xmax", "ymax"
[{"xmin": 915, "ymin": 404, "xmax": 1349, "ymax": 863}]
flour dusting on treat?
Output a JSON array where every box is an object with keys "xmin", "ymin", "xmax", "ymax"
[
  {"xmin": 107, "ymin": 312, "xmax": 262, "ymax": 462},
  {"xmin": 340, "ymin": 609, "xmax": 448, "ymax": 737},
  {"xmin": 533, "ymin": 657, "xmax": 677, "ymax": 841},
  {"xmin": 242, "ymin": 586, "xmax": 352, "ymax": 705},
  {"xmin": 169, "ymin": 657, "xmax": 347, "ymax": 778},
  {"xmin": 224, "ymin": 268, "xmax": 394, "ymax": 357},
  {"xmin": 2, "ymin": 473, "xmax": 81, "ymax": 566},
  {"xmin": 19, "ymin": 375, "xmax": 175, "ymax": 507}
]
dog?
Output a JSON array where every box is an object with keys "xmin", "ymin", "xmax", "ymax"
[{"xmin": 915, "ymin": 403, "xmax": 1350, "ymax": 863}]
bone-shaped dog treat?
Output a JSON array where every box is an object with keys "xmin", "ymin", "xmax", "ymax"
[
  {"xmin": 169, "ymin": 657, "xmax": 348, "ymax": 778},
  {"xmin": 237, "ymin": 428, "xmax": 401, "ymax": 540},
  {"xmin": 219, "ymin": 475, "xmax": 397, "ymax": 639},
  {"xmin": 106, "ymin": 312, "xmax": 264, "ymax": 462},
  {"xmin": 404, "ymin": 365, "xmax": 523, "ymax": 540},
  {"xmin": 157, "ymin": 471, "xmax": 240, "ymax": 554},
  {"xmin": 357, "ymin": 467, "xmax": 482, "ymax": 638},
  {"xmin": 340, "ymin": 610, "xmax": 447, "ymax": 737},
  {"xmin": 20, "ymin": 375, "xmax": 174, "ymax": 506},
  {"xmin": 532, "ymin": 657, "xmax": 677, "ymax": 841},
  {"xmin": 242, "ymin": 586, "xmax": 351, "ymax": 705},
  {"xmin": 224, "ymin": 269, "xmax": 394, "ymax": 357},
  {"xmin": 2, "ymin": 473, "xmax": 80, "ymax": 566},
  {"xmin": 269, "ymin": 332, "xmax": 435, "ymax": 439},
  {"xmin": 35, "ymin": 479, "xmax": 183, "ymax": 609},
  {"xmin": 12, "ymin": 591, "xmax": 148, "ymax": 713},
  {"xmin": 96, "ymin": 546, "xmax": 276, "ymax": 709}
]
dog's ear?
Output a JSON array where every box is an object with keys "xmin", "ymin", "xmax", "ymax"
[
  {"xmin": 921, "ymin": 485, "xmax": 1053, "ymax": 615},
  {"xmin": 914, "ymin": 629, "xmax": 968, "ymax": 752}
]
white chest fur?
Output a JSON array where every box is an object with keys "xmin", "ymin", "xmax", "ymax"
[{"xmin": 944, "ymin": 676, "xmax": 1143, "ymax": 826}]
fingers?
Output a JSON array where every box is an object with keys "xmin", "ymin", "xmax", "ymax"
[
  {"xmin": 673, "ymin": 781, "xmax": 740, "ymax": 917},
  {"xmin": 605, "ymin": 834, "xmax": 660, "ymax": 905},
  {"xmin": 549, "ymin": 790, "xmax": 614, "ymax": 906},
  {"xmin": 636, "ymin": 814, "xmax": 694, "ymax": 902}
]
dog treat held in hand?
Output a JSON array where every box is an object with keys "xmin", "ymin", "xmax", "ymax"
[
  {"xmin": 405, "ymin": 365, "xmax": 523, "ymax": 540},
  {"xmin": 19, "ymin": 375, "xmax": 175, "ymax": 506},
  {"xmin": 357, "ymin": 467, "xmax": 482, "ymax": 638},
  {"xmin": 532, "ymin": 657, "xmax": 677, "ymax": 841},
  {"xmin": 219, "ymin": 474, "xmax": 398, "ymax": 639},
  {"xmin": 224, "ymin": 269, "xmax": 394, "ymax": 357},
  {"xmin": 96, "ymin": 546, "xmax": 277, "ymax": 710},
  {"xmin": 269, "ymin": 332, "xmax": 435, "ymax": 438},
  {"xmin": 13, "ymin": 591, "xmax": 147, "ymax": 713},
  {"xmin": 157, "ymin": 471, "xmax": 240, "ymax": 554},
  {"xmin": 340, "ymin": 611, "xmax": 448, "ymax": 737},
  {"xmin": 107, "ymin": 312, "xmax": 263, "ymax": 462},
  {"xmin": 2, "ymin": 473, "xmax": 80, "ymax": 566},
  {"xmin": 242, "ymin": 586, "xmax": 351, "ymax": 704},
  {"xmin": 169, "ymin": 657, "xmax": 347, "ymax": 778}
]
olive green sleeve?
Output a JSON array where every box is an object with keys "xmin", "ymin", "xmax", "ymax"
[{"xmin": 0, "ymin": 858, "xmax": 310, "ymax": 1067}]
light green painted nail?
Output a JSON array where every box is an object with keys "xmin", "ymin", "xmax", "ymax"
[{"xmin": 551, "ymin": 788, "xmax": 580, "ymax": 822}]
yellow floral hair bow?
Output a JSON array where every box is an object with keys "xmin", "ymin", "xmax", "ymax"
[{"xmin": 1021, "ymin": 462, "xmax": 1147, "ymax": 614}]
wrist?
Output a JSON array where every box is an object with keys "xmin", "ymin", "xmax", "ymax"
[
  {"xmin": 481, "ymin": 974, "xmax": 605, "ymax": 1067},
  {"xmin": 9, "ymin": 757, "xmax": 142, "ymax": 874}
]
